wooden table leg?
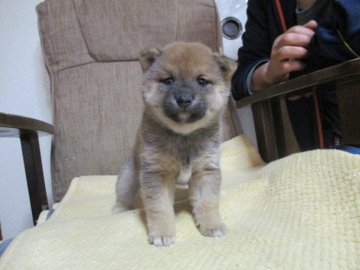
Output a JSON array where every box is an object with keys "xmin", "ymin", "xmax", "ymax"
[{"xmin": 20, "ymin": 131, "xmax": 48, "ymax": 225}]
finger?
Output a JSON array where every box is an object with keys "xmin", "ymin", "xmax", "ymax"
[
  {"xmin": 303, "ymin": 20, "xmax": 318, "ymax": 31},
  {"xmin": 266, "ymin": 59, "xmax": 305, "ymax": 84},
  {"xmin": 275, "ymin": 32, "xmax": 313, "ymax": 48},
  {"xmin": 280, "ymin": 60, "xmax": 306, "ymax": 73},
  {"xmin": 275, "ymin": 46, "xmax": 308, "ymax": 61},
  {"xmin": 286, "ymin": 25, "xmax": 316, "ymax": 38}
]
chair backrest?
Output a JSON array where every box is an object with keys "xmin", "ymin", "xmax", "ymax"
[{"xmin": 37, "ymin": 0, "xmax": 240, "ymax": 201}]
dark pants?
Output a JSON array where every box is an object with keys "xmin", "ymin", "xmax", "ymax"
[{"xmin": 286, "ymin": 85, "xmax": 340, "ymax": 151}]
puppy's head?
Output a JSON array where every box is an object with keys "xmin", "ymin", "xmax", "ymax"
[{"xmin": 139, "ymin": 42, "xmax": 234, "ymax": 135}]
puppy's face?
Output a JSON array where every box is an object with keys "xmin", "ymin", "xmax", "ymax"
[{"xmin": 139, "ymin": 42, "xmax": 233, "ymax": 135}]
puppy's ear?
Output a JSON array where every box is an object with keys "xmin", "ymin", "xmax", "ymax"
[
  {"xmin": 138, "ymin": 47, "xmax": 162, "ymax": 73},
  {"xmin": 213, "ymin": 54, "xmax": 236, "ymax": 81}
]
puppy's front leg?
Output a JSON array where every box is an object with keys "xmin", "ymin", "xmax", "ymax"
[
  {"xmin": 190, "ymin": 164, "xmax": 226, "ymax": 238},
  {"xmin": 140, "ymin": 171, "xmax": 176, "ymax": 247}
]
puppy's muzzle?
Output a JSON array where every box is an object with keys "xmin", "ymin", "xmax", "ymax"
[
  {"xmin": 176, "ymin": 93, "xmax": 193, "ymax": 109},
  {"xmin": 163, "ymin": 86, "xmax": 207, "ymax": 124}
]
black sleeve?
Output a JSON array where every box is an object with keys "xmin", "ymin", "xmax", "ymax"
[{"xmin": 231, "ymin": 0, "xmax": 273, "ymax": 100}]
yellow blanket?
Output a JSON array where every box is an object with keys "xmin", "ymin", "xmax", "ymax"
[{"xmin": 1, "ymin": 135, "xmax": 359, "ymax": 269}]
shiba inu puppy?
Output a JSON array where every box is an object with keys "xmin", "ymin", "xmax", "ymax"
[{"xmin": 114, "ymin": 42, "xmax": 233, "ymax": 246}]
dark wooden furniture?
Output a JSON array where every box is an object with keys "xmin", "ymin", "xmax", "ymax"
[
  {"xmin": 0, "ymin": 113, "xmax": 54, "ymax": 224},
  {"xmin": 236, "ymin": 58, "xmax": 360, "ymax": 162}
]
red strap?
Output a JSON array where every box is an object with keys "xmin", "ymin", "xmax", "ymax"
[
  {"xmin": 275, "ymin": 0, "xmax": 325, "ymax": 148},
  {"xmin": 275, "ymin": 0, "xmax": 288, "ymax": 32},
  {"xmin": 311, "ymin": 87, "xmax": 325, "ymax": 148}
]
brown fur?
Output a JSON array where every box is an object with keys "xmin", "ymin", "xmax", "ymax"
[{"xmin": 114, "ymin": 42, "xmax": 234, "ymax": 246}]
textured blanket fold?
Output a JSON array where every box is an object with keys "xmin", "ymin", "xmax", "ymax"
[{"xmin": 1, "ymin": 135, "xmax": 359, "ymax": 270}]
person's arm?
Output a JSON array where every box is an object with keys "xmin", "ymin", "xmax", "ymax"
[
  {"xmin": 231, "ymin": 0, "xmax": 318, "ymax": 99},
  {"xmin": 251, "ymin": 20, "xmax": 318, "ymax": 91},
  {"xmin": 231, "ymin": 0, "xmax": 271, "ymax": 100}
]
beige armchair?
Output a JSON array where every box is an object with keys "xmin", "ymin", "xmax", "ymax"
[{"xmin": 37, "ymin": 0, "xmax": 239, "ymax": 202}]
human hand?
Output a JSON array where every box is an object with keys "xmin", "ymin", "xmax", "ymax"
[{"xmin": 252, "ymin": 20, "xmax": 318, "ymax": 91}]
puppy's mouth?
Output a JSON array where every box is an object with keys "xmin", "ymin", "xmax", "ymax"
[
  {"xmin": 163, "ymin": 99, "xmax": 207, "ymax": 124},
  {"xmin": 178, "ymin": 111, "xmax": 191, "ymax": 122}
]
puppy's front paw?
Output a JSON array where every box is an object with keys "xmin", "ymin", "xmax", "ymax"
[
  {"xmin": 148, "ymin": 234, "xmax": 176, "ymax": 247},
  {"xmin": 198, "ymin": 223, "xmax": 227, "ymax": 238}
]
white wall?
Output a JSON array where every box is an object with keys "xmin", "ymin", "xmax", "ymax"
[{"xmin": 0, "ymin": 0, "xmax": 53, "ymax": 239}]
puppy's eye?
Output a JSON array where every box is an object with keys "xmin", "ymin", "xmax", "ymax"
[
  {"xmin": 197, "ymin": 77, "xmax": 210, "ymax": 86},
  {"xmin": 160, "ymin": 77, "xmax": 175, "ymax": 85}
]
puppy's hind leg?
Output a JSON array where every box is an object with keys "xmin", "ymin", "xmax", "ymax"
[{"xmin": 113, "ymin": 155, "xmax": 139, "ymax": 213}]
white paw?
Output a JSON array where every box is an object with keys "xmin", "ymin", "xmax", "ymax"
[
  {"xmin": 199, "ymin": 224, "xmax": 227, "ymax": 238},
  {"xmin": 210, "ymin": 228, "xmax": 226, "ymax": 237},
  {"xmin": 148, "ymin": 234, "xmax": 176, "ymax": 247}
]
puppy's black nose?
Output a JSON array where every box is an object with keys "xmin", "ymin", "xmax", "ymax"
[{"xmin": 176, "ymin": 94, "xmax": 192, "ymax": 108}]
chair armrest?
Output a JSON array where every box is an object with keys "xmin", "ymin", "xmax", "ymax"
[
  {"xmin": 0, "ymin": 113, "xmax": 54, "ymax": 225},
  {"xmin": 234, "ymin": 58, "xmax": 360, "ymax": 162},
  {"xmin": 0, "ymin": 113, "xmax": 54, "ymax": 136},
  {"xmin": 236, "ymin": 58, "xmax": 360, "ymax": 108}
]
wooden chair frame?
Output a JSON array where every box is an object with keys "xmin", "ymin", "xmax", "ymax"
[
  {"xmin": 0, "ymin": 113, "xmax": 53, "ymax": 224},
  {"xmin": 236, "ymin": 58, "xmax": 360, "ymax": 162}
]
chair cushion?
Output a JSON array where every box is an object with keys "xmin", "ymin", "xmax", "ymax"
[
  {"xmin": 37, "ymin": 0, "xmax": 220, "ymax": 69},
  {"xmin": 37, "ymin": 0, "xmax": 94, "ymax": 72},
  {"xmin": 73, "ymin": 0, "xmax": 220, "ymax": 61},
  {"xmin": 52, "ymin": 62, "xmax": 143, "ymax": 198}
]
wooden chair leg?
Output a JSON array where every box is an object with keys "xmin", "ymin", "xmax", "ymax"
[
  {"xmin": 252, "ymin": 101, "xmax": 278, "ymax": 162},
  {"xmin": 20, "ymin": 131, "xmax": 48, "ymax": 225},
  {"xmin": 336, "ymin": 80, "xmax": 360, "ymax": 146},
  {"xmin": 271, "ymin": 97, "xmax": 300, "ymax": 157}
]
